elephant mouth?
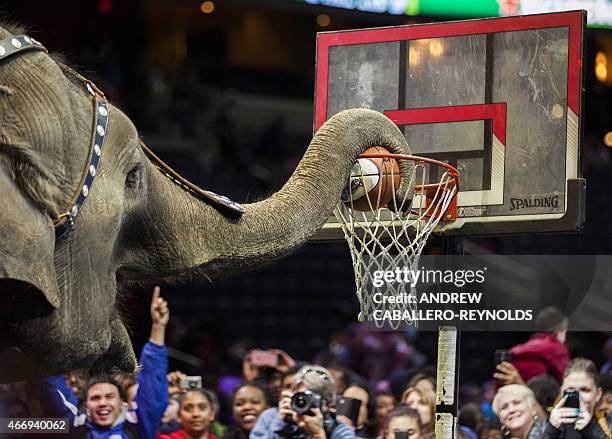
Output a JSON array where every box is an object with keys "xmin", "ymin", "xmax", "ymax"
[{"xmin": 0, "ymin": 279, "xmax": 137, "ymax": 379}]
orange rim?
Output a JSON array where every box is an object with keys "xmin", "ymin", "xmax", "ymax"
[{"xmin": 357, "ymin": 152, "xmax": 460, "ymax": 221}]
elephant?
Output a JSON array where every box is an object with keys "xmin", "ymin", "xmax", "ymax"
[{"xmin": 0, "ymin": 23, "xmax": 414, "ymax": 382}]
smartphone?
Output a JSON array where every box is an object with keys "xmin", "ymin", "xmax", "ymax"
[
  {"xmin": 336, "ymin": 396, "xmax": 362, "ymax": 425},
  {"xmin": 563, "ymin": 389, "xmax": 580, "ymax": 409},
  {"xmin": 494, "ymin": 349, "xmax": 512, "ymax": 365},
  {"xmin": 179, "ymin": 376, "xmax": 203, "ymax": 390},
  {"xmin": 394, "ymin": 432, "xmax": 410, "ymax": 439},
  {"xmin": 250, "ymin": 350, "xmax": 279, "ymax": 368}
]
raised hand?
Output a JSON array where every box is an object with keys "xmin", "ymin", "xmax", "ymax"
[
  {"xmin": 549, "ymin": 395, "xmax": 579, "ymax": 429},
  {"xmin": 269, "ymin": 349, "xmax": 296, "ymax": 372},
  {"xmin": 149, "ymin": 286, "xmax": 169, "ymax": 345},
  {"xmin": 493, "ymin": 361, "xmax": 525, "ymax": 385},
  {"xmin": 151, "ymin": 286, "xmax": 169, "ymax": 326}
]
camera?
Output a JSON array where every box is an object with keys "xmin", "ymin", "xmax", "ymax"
[
  {"xmin": 179, "ymin": 376, "xmax": 203, "ymax": 390},
  {"xmin": 291, "ymin": 390, "xmax": 323, "ymax": 415}
]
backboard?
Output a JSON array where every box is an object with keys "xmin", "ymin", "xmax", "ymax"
[{"xmin": 313, "ymin": 10, "xmax": 586, "ymax": 239}]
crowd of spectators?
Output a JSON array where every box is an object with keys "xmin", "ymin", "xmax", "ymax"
[{"xmin": 0, "ymin": 297, "xmax": 610, "ymax": 439}]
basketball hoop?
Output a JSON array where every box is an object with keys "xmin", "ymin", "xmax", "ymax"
[{"xmin": 334, "ymin": 152, "xmax": 460, "ymax": 329}]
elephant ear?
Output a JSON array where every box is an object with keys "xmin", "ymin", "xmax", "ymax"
[{"xmin": 0, "ymin": 166, "xmax": 60, "ymax": 317}]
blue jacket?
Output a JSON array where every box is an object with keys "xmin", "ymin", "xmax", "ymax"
[
  {"xmin": 39, "ymin": 341, "xmax": 168, "ymax": 439},
  {"xmin": 250, "ymin": 407, "xmax": 355, "ymax": 439}
]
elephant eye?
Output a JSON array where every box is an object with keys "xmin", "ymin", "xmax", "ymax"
[{"xmin": 125, "ymin": 166, "xmax": 143, "ymax": 190}]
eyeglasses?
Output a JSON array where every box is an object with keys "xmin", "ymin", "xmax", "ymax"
[{"xmin": 299, "ymin": 367, "xmax": 330, "ymax": 381}]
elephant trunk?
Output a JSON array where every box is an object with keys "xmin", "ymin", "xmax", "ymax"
[{"xmin": 127, "ymin": 109, "xmax": 413, "ymax": 281}]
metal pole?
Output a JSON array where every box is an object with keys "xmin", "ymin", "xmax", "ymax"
[
  {"xmin": 434, "ymin": 236, "xmax": 464, "ymax": 439},
  {"xmin": 434, "ymin": 326, "xmax": 460, "ymax": 439}
]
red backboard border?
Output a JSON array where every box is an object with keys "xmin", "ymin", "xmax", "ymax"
[{"xmin": 314, "ymin": 10, "xmax": 585, "ymax": 132}]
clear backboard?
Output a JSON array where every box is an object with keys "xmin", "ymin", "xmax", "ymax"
[{"xmin": 313, "ymin": 10, "xmax": 586, "ymax": 239}]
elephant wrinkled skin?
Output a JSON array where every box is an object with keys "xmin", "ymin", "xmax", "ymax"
[{"xmin": 0, "ymin": 24, "xmax": 414, "ymax": 382}]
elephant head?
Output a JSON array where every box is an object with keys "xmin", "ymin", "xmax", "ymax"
[{"xmin": 0, "ymin": 24, "xmax": 414, "ymax": 381}]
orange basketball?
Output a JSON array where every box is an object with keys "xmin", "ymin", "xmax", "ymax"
[{"xmin": 341, "ymin": 146, "xmax": 400, "ymax": 212}]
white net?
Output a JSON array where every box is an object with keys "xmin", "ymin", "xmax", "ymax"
[{"xmin": 334, "ymin": 157, "xmax": 458, "ymax": 329}]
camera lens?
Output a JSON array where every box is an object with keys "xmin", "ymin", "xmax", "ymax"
[
  {"xmin": 291, "ymin": 391, "xmax": 314, "ymax": 414},
  {"xmin": 294, "ymin": 394, "xmax": 307, "ymax": 408}
]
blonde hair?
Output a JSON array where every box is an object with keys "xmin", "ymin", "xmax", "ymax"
[
  {"xmin": 492, "ymin": 384, "xmax": 536, "ymax": 415},
  {"xmin": 563, "ymin": 358, "xmax": 598, "ymax": 384},
  {"xmin": 401, "ymin": 386, "xmax": 436, "ymax": 427}
]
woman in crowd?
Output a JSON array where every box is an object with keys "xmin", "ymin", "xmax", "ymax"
[
  {"xmin": 221, "ymin": 383, "xmax": 269, "ymax": 439},
  {"xmin": 341, "ymin": 383, "xmax": 378, "ymax": 439},
  {"xmin": 382, "ymin": 405, "xmax": 423, "ymax": 439},
  {"xmin": 401, "ymin": 387, "xmax": 435, "ymax": 438},
  {"xmin": 374, "ymin": 391, "xmax": 396, "ymax": 437},
  {"xmin": 158, "ymin": 389, "xmax": 217, "ymax": 439},
  {"xmin": 492, "ymin": 384, "xmax": 546, "ymax": 439},
  {"xmin": 545, "ymin": 357, "xmax": 610, "ymax": 438}
]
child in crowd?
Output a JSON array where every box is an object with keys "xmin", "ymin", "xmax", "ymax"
[
  {"xmin": 221, "ymin": 383, "xmax": 269, "ymax": 439},
  {"xmin": 158, "ymin": 389, "xmax": 217, "ymax": 439},
  {"xmin": 382, "ymin": 405, "xmax": 423, "ymax": 439}
]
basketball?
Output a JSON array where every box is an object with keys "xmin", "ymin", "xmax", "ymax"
[{"xmin": 341, "ymin": 146, "xmax": 400, "ymax": 212}]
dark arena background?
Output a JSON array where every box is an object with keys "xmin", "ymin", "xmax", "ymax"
[{"xmin": 1, "ymin": 0, "xmax": 611, "ymax": 435}]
